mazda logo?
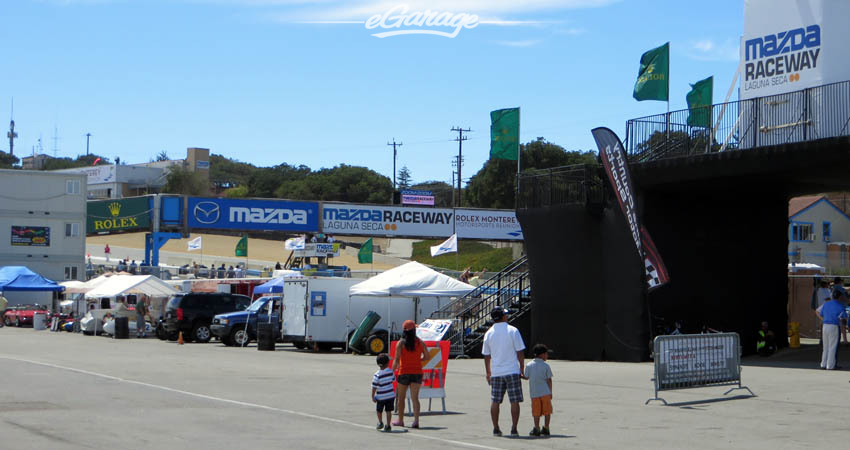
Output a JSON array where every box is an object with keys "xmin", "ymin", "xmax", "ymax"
[{"xmin": 194, "ymin": 201, "xmax": 221, "ymax": 225}]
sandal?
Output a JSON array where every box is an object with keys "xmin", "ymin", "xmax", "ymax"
[
  {"xmin": 410, "ymin": 421, "xmax": 419, "ymax": 429},
  {"xmin": 392, "ymin": 420, "xmax": 404, "ymax": 427}
]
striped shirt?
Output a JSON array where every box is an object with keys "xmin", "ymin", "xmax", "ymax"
[{"xmin": 371, "ymin": 368, "xmax": 395, "ymax": 401}]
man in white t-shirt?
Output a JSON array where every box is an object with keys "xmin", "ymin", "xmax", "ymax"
[{"xmin": 482, "ymin": 307, "xmax": 526, "ymax": 437}]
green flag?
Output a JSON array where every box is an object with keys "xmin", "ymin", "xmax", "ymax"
[
  {"xmin": 358, "ymin": 238, "xmax": 373, "ymax": 264},
  {"xmin": 235, "ymin": 236, "xmax": 248, "ymax": 257},
  {"xmin": 633, "ymin": 42, "xmax": 669, "ymax": 101},
  {"xmin": 490, "ymin": 108, "xmax": 520, "ymax": 160},
  {"xmin": 686, "ymin": 76, "xmax": 713, "ymax": 128}
]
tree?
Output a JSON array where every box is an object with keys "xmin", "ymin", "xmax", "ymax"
[
  {"xmin": 210, "ymin": 154, "xmax": 255, "ymax": 192},
  {"xmin": 0, "ymin": 151, "xmax": 19, "ymax": 169},
  {"xmin": 276, "ymin": 164, "xmax": 392, "ymax": 204},
  {"xmin": 163, "ymin": 164, "xmax": 208, "ymax": 195},
  {"xmin": 464, "ymin": 137, "xmax": 597, "ymax": 208},
  {"xmin": 398, "ymin": 166, "xmax": 412, "ymax": 189},
  {"xmin": 155, "ymin": 150, "xmax": 169, "ymax": 161},
  {"xmin": 411, "ymin": 181, "xmax": 453, "ymax": 207},
  {"xmin": 41, "ymin": 153, "xmax": 110, "ymax": 171}
]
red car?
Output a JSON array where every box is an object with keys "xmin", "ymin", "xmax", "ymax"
[{"xmin": 3, "ymin": 304, "xmax": 50, "ymax": 327}]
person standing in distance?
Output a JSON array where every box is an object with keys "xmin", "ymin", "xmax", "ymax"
[{"xmin": 482, "ymin": 307, "xmax": 526, "ymax": 436}]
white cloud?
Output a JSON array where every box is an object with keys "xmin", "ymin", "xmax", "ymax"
[
  {"xmin": 495, "ymin": 39, "xmax": 542, "ymax": 47},
  {"xmin": 686, "ymin": 38, "xmax": 739, "ymax": 62}
]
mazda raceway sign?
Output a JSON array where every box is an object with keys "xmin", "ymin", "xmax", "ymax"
[
  {"xmin": 741, "ymin": 0, "xmax": 850, "ymax": 100},
  {"xmin": 188, "ymin": 198, "xmax": 320, "ymax": 232}
]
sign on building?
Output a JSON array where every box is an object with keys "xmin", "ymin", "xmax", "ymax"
[
  {"xmin": 322, "ymin": 203, "xmax": 454, "ymax": 238},
  {"xmin": 87, "ymin": 197, "xmax": 152, "ymax": 233},
  {"xmin": 188, "ymin": 198, "xmax": 320, "ymax": 232},
  {"xmin": 455, "ymin": 209, "xmax": 523, "ymax": 241},
  {"xmin": 11, "ymin": 226, "xmax": 51, "ymax": 246}
]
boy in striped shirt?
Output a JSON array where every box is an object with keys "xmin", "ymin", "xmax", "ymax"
[{"xmin": 371, "ymin": 353, "xmax": 395, "ymax": 432}]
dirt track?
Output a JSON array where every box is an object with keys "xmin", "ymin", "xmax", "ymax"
[{"xmin": 86, "ymin": 232, "xmax": 400, "ymax": 270}]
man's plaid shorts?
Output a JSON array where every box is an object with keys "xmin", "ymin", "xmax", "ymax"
[{"xmin": 490, "ymin": 373, "xmax": 523, "ymax": 404}]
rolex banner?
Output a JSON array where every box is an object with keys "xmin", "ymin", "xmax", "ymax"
[
  {"xmin": 87, "ymin": 197, "xmax": 152, "ymax": 233},
  {"xmin": 591, "ymin": 127, "xmax": 670, "ymax": 291}
]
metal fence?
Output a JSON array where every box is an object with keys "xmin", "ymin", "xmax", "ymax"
[
  {"xmin": 517, "ymin": 164, "xmax": 604, "ymax": 209},
  {"xmin": 626, "ymin": 80, "xmax": 850, "ymax": 163},
  {"xmin": 647, "ymin": 333, "xmax": 754, "ymax": 405}
]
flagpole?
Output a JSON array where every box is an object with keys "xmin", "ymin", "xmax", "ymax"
[{"xmin": 516, "ymin": 107, "xmax": 521, "ymax": 209}]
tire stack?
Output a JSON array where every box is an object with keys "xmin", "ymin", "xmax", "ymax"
[{"xmin": 257, "ymin": 322, "xmax": 275, "ymax": 351}]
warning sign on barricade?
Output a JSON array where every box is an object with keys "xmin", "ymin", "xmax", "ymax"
[{"xmin": 389, "ymin": 340, "xmax": 451, "ymax": 413}]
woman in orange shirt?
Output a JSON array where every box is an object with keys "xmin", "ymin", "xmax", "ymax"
[{"xmin": 392, "ymin": 320, "xmax": 428, "ymax": 428}]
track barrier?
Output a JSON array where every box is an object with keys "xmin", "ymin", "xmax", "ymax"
[{"xmin": 647, "ymin": 333, "xmax": 754, "ymax": 405}]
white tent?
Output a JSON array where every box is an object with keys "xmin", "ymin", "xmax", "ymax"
[
  {"xmin": 85, "ymin": 275, "xmax": 177, "ymax": 299},
  {"xmin": 349, "ymin": 262, "xmax": 475, "ymax": 297},
  {"xmin": 347, "ymin": 262, "xmax": 474, "ymax": 350},
  {"xmin": 59, "ymin": 280, "xmax": 88, "ymax": 294}
]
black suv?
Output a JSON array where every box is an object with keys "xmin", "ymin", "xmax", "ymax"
[{"xmin": 164, "ymin": 293, "xmax": 251, "ymax": 343}]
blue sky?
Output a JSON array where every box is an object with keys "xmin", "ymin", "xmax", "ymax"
[{"xmin": 3, "ymin": 0, "xmax": 743, "ymax": 186}]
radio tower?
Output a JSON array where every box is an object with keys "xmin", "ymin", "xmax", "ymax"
[{"xmin": 7, "ymin": 99, "xmax": 17, "ymax": 156}]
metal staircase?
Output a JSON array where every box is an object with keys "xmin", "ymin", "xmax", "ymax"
[{"xmin": 430, "ymin": 256, "xmax": 531, "ymax": 357}]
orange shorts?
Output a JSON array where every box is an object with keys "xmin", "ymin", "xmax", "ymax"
[{"xmin": 531, "ymin": 395, "xmax": 553, "ymax": 417}]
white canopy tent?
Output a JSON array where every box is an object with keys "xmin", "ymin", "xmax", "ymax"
[
  {"xmin": 85, "ymin": 275, "xmax": 177, "ymax": 299},
  {"xmin": 349, "ymin": 262, "xmax": 475, "ymax": 298},
  {"xmin": 347, "ymin": 262, "xmax": 475, "ymax": 349}
]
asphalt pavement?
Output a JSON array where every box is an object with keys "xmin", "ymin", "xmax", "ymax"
[{"xmin": 0, "ymin": 327, "xmax": 847, "ymax": 450}]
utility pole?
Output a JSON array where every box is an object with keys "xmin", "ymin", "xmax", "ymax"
[
  {"xmin": 387, "ymin": 138, "xmax": 403, "ymax": 190},
  {"xmin": 451, "ymin": 126, "xmax": 470, "ymax": 207},
  {"xmin": 451, "ymin": 169, "xmax": 457, "ymax": 208},
  {"xmin": 86, "ymin": 133, "xmax": 91, "ymax": 156}
]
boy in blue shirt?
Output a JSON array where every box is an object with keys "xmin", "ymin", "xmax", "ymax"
[
  {"xmin": 371, "ymin": 353, "xmax": 395, "ymax": 432},
  {"xmin": 525, "ymin": 344, "xmax": 554, "ymax": 437}
]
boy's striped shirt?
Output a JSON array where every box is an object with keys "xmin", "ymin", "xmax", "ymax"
[{"xmin": 372, "ymin": 368, "xmax": 395, "ymax": 400}]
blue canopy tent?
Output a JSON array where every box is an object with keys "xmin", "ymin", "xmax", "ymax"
[
  {"xmin": 253, "ymin": 271, "xmax": 304, "ymax": 295},
  {"xmin": 0, "ymin": 266, "xmax": 65, "ymax": 292}
]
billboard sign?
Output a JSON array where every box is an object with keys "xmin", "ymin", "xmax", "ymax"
[
  {"xmin": 293, "ymin": 243, "xmax": 341, "ymax": 258},
  {"xmin": 188, "ymin": 197, "xmax": 319, "ymax": 232},
  {"xmin": 11, "ymin": 226, "xmax": 51, "ymax": 246},
  {"xmin": 455, "ymin": 209, "xmax": 523, "ymax": 240},
  {"xmin": 75, "ymin": 165, "xmax": 115, "ymax": 185},
  {"xmin": 87, "ymin": 197, "xmax": 151, "ymax": 233},
  {"xmin": 741, "ymin": 0, "xmax": 850, "ymax": 100},
  {"xmin": 401, "ymin": 189, "xmax": 435, "ymax": 206},
  {"xmin": 322, "ymin": 203, "xmax": 453, "ymax": 237}
]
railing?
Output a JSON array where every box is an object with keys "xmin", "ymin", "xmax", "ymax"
[
  {"xmin": 517, "ymin": 163, "xmax": 604, "ymax": 209},
  {"xmin": 626, "ymin": 80, "xmax": 850, "ymax": 162},
  {"xmin": 431, "ymin": 256, "xmax": 531, "ymax": 356}
]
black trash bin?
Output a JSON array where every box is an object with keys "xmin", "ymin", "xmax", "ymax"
[
  {"xmin": 114, "ymin": 317, "xmax": 129, "ymax": 339},
  {"xmin": 257, "ymin": 322, "xmax": 275, "ymax": 351}
]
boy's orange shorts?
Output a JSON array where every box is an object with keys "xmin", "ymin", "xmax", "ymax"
[{"xmin": 531, "ymin": 395, "xmax": 553, "ymax": 417}]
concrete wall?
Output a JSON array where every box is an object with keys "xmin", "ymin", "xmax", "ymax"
[{"xmin": 0, "ymin": 169, "xmax": 86, "ymax": 282}]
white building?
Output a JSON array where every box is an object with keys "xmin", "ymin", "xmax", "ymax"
[
  {"xmin": 0, "ymin": 169, "xmax": 87, "ymax": 282},
  {"xmin": 52, "ymin": 147, "xmax": 209, "ymax": 199}
]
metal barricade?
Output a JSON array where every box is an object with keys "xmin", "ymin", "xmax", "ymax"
[{"xmin": 647, "ymin": 333, "xmax": 754, "ymax": 405}]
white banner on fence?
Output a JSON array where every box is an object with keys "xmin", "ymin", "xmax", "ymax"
[
  {"xmin": 455, "ymin": 209, "xmax": 523, "ymax": 241},
  {"xmin": 416, "ymin": 319, "xmax": 453, "ymax": 341},
  {"xmin": 321, "ymin": 203, "xmax": 454, "ymax": 238},
  {"xmin": 656, "ymin": 333, "xmax": 737, "ymax": 387},
  {"xmin": 741, "ymin": 0, "xmax": 850, "ymax": 100}
]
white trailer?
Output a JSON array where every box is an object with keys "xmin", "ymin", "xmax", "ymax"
[{"xmin": 278, "ymin": 276, "xmax": 446, "ymax": 351}]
